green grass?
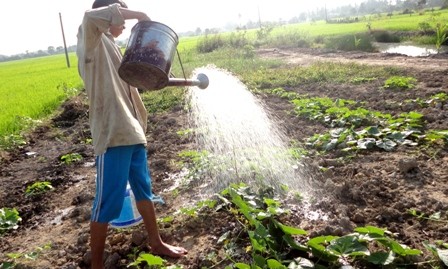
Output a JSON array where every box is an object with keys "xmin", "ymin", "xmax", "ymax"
[{"xmin": 0, "ymin": 54, "xmax": 82, "ymax": 137}]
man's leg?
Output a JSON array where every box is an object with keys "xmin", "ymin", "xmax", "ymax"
[
  {"xmin": 90, "ymin": 222, "xmax": 108, "ymax": 269},
  {"xmin": 90, "ymin": 146, "xmax": 132, "ymax": 268},
  {"xmin": 129, "ymin": 145, "xmax": 187, "ymax": 258},
  {"xmin": 136, "ymin": 200, "xmax": 187, "ymax": 258}
]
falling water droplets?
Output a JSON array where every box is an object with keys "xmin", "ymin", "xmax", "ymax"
[{"xmin": 187, "ymin": 65, "xmax": 310, "ymax": 194}]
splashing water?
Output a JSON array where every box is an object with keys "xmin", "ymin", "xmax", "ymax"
[{"xmin": 187, "ymin": 65, "xmax": 309, "ymax": 194}]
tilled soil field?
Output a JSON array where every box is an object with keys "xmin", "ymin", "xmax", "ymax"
[{"xmin": 0, "ymin": 47, "xmax": 447, "ymax": 268}]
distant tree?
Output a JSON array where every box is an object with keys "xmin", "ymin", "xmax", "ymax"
[
  {"xmin": 418, "ymin": 0, "xmax": 427, "ymax": 9},
  {"xmin": 289, "ymin": 16, "xmax": 299, "ymax": 24},
  {"xmin": 442, "ymin": 0, "xmax": 448, "ymax": 8},
  {"xmin": 47, "ymin": 46, "xmax": 55, "ymax": 54},
  {"xmin": 403, "ymin": 0, "xmax": 417, "ymax": 9},
  {"xmin": 195, "ymin": 27, "xmax": 202, "ymax": 36},
  {"xmin": 298, "ymin": 12, "xmax": 307, "ymax": 22}
]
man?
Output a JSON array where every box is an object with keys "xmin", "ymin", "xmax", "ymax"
[{"xmin": 76, "ymin": 1, "xmax": 187, "ymax": 268}]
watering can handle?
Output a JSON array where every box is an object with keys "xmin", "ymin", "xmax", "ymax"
[{"xmin": 176, "ymin": 49, "xmax": 188, "ymax": 80}]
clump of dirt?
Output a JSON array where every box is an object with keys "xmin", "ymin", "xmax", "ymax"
[
  {"xmin": 53, "ymin": 96, "xmax": 88, "ymax": 128},
  {"xmin": 0, "ymin": 47, "xmax": 447, "ymax": 269}
]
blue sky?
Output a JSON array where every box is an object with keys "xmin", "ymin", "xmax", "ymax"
[{"xmin": 0, "ymin": 0, "xmax": 358, "ymax": 56}]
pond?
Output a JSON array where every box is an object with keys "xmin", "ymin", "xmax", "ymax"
[{"xmin": 374, "ymin": 42, "xmax": 448, "ymax": 57}]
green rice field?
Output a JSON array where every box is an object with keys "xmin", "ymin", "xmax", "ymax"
[{"xmin": 0, "ymin": 54, "xmax": 82, "ymax": 137}]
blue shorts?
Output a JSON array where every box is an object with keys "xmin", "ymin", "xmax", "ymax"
[{"xmin": 91, "ymin": 144, "xmax": 154, "ymax": 223}]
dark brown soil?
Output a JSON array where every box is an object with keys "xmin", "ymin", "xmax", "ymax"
[{"xmin": 0, "ymin": 47, "xmax": 447, "ymax": 269}]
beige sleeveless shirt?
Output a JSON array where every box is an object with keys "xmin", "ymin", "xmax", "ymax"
[{"xmin": 76, "ymin": 4, "xmax": 147, "ymax": 156}]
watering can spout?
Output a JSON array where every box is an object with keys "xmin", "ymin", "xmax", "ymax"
[{"xmin": 167, "ymin": 73, "xmax": 209, "ymax": 89}]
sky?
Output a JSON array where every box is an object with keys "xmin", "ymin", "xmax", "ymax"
[{"xmin": 0, "ymin": 0, "xmax": 359, "ymax": 56}]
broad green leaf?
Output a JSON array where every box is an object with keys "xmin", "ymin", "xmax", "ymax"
[
  {"xmin": 400, "ymin": 139, "xmax": 418, "ymax": 146},
  {"xmin": 354, "ymin": 226, "xmax": 386, "ymax": 236},
  {"xmin": 0, "ymin": 262, "xmax": 15, "ymax": 269},
  {"xmin": 264, "ymin": 198, "xmax": 281, "ymax": 207},
  {"xmin": 387, "ymin": 131, "xmax": 405, "ymax": 142},
  {"xmin": 137, "ymin": 253, "xmax": 165, "ymax": 266},
  {"xmin": 355, "ymin": 129, "xmax": 368, "ymax": 136},
  {"xmin": 324, "ymin": 139, "xmax": 338, "ymax": 151},
  {"xmin": 437, "ymin": 249, "xmax": 448, "ymax": 266},
  {"xmin": 267, "ymin": 259, "xmax": 287, "ymax": 269},
  {"xmin": 248, "ymin": 230, "xmax": 266, "ymax": 253},
  {"xmin": 330, "ymin": 128, "xmax": 345, "ymax": 138},
  {"xmin": 402, "ymin": 248, "xmax": 422, "ymax": 255},
  {"xmin": 376, "ymin": 139, "xmax": 397, "ymax": 151},
  {"xmin": 407, "ymin": 111, "xmax": 423, "ymax": 119},
  {"xmin": 283, "ymin": 234, "xmax": 309, "ymax": 252},
  {"xmin": 367, "ymin": 251, "xmax": 395, "ymax": 265},
  {"xmin": 378, "ymin": 239, "xmax": 403, "ymax": 254},
  {"xmin": 382, "ymin": 240, "xmax": 421, "ymax": 256},
  {"xmin": 253, "ymin": 254, "xmax": 267, "ymax": 268},
  {"xmin": 234, "ymin": 263, "xmax": 251, "ymax": 269},
  {"xmin": 0, "ymin": 208, "xmax": 22, "ymax": 232},
  {"xmin": 256, "ymin": 212, "xmax": 271, "ymax": 220},
  {"xmin": 328, "ymin": 235, "xmax": 370, "ymax": 257},
  {"xmin": 366, "ymin": 126, "xmax": 381, "ymax": 136},
  {"xmin": 287, "ymin": 257, "xmax": 314, "ymax": 269},
  {"xmin": 268, "ymin": 206, "xmax": 287, "ymax": 215},
  {"xmin": 273, "ymin": 220, "xmax": 307, "ymax": 235},
  {"xmin": 229, "ymin": 189, "xmax": 256, "ymax": 224},
  {"xmin": 357, "ymin": 138, "xmax": 376, "ymax": 149},
  {"xmin": 307, "ymin": 236, "xmax": 339, "ymax": 262}
]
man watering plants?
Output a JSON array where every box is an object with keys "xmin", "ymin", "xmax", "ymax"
[{"xmin": 76, "ymin": 0, "xmax": 187, "ymax": 268}]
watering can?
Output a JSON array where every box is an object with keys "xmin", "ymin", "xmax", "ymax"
[
  {"xmin": 118, "ymin": 21, "xmax": 209, "ymax": 90},
  {"xmin": 109, "ymin": 183, "xmax": 165, "ymax": 229},
  {"xmin": 109, "ymin": 183, "xmax": 142, "ymax": 228}
]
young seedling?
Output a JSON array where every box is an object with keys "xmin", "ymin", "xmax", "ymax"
[
  {"xmin": 408, "ymin": 209, "xmax": 447, "ymax": 223},
  {"xmin": 25, "ymin": 181, "xmax": 53, "ymax": 197},
  {"xmin": 1, "ymin": 243, "xmax": 52, "ymax": 269},
  {"xmin": 60, "ymin": 152, "xmax": 83, "ymax": 165}
]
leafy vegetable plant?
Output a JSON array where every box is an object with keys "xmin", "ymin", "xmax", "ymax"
[
  {"xmin": 0, "ymin": 208, "xmax": 21, "ymax": 235},
  {"xmin": 60, "ymin": 152, "xmax": 83, "ymax": 165},
  {"xmin": 215, "ymin": 184, "xmax": 424, "ymax": 268},
  {"xmin": 25, "ymin": 181, "xmax": 53, "ymax": 196},
  {"xmin": 383, "ymin": 76, "xmax": 417, "ymax": 90}
]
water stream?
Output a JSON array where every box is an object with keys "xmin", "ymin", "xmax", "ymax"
[
  {"xmin": 375, "ymin": 42, "xmax": 448, "ymax": 57},
  {"xmin": 187, "ymin": 66, "xmax": 311, "ymax": 195}
]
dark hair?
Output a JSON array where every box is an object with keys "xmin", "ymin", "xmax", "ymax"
[{"xmin": 92, "ymin": 0, "xmax": 127, "ymax": 8}]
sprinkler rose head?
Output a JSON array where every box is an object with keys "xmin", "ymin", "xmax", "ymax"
[
  {"xmin": 196, "ymin": 73, "xmax": 209, "ymax": 90},
  {"xmin": 166, "ymin": 73, "xmax": 209, "ymax": 89}
]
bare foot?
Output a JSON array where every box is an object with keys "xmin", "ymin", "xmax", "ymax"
[{"xmin": 150, "ymin": 242, "xmax": 188, "ymax": 258}]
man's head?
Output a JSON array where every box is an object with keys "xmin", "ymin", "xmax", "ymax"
[
  {"xmin": 92, "ymin": 0, "xmax": 127, "ymax": 9},
  {"xmin": 92, "ymin": 0, "xmax": 128, "ymax": 37}
]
